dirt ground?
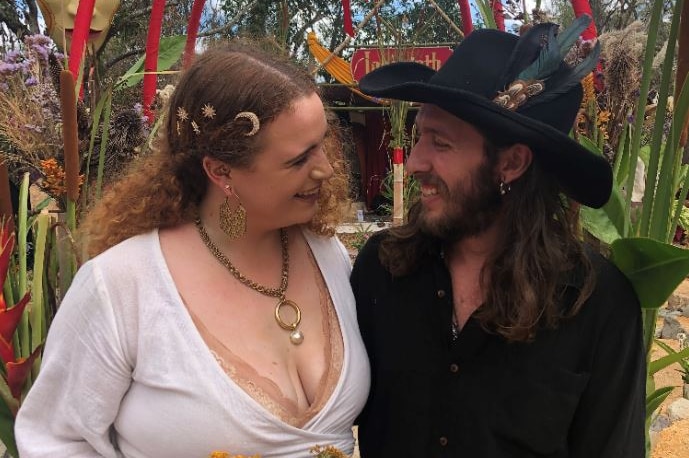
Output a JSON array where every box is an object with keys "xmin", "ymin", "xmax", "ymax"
[{"xmin": 651, "ymin": 279, "xmax": 689, "ymax": 458}]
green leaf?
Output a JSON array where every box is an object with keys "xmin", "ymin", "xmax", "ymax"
[
  {"xmin": 580, "ymin": 185, "xmax": 630, "ymax": 244},
  {"xmin": 650, "ymin": 341, "xmax": 689, "ymax": 374},
  {"xmin": 610, "ymin": 238, "xmax": 689, "ymax": 309},
  {"xmin": 0, "ymin": 378, "xmax": 17, "ymax": 457},
  {"xmin": 578, "ymin": 135, "xmax": 630, "ymax": 243},
  {"xmin": 646, "ymin": 386, "xmax": 674, "ymax": 416},
  {"xmin": 474, "ymin": 0, "xmax": 497, "ymax": 29},
  {"xmin": 115, "ymin": 35, "xmax": 186, "ymax": 90}
]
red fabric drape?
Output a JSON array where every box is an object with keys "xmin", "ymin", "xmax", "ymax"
[
  {"xmin": 457, "ymin": 0, "xmax": 473, "ymax": 35},
  {"xmin": 183, "ymin": 0, "xmax": 206, "ymax": 69},
  {"xmin": 68, "ymin": 0, "xmax": 96, "ymax": 78},
  {"xmin": 364, "ymin": 112, "xmax": 390, "ymax": 209},
  {"xmin": 143, "ymin": 0, "xmax": 166, "ymax": 124},
  {"xmin": 342, "ymin": 0, "xmax": 354, "ymax": 37},
  {"xmin": 491, "ymin": 0, "xmax": 505, "ymax": 32}
]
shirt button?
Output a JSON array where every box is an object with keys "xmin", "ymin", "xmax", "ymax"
[
  {"xmin": 449, "ymin": 363, "xmax": 459, "ymax": 373},
  {"xmin": 439, "ymin": 436, "xmax": 448, "ymax": 446},
  {"xmin": 437, "ymin": 289, "xmax": 446, "ymax": 298}
]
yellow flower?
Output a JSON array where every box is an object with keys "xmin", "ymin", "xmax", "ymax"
[
  {"xmin": 309, "ymin": 445, "xmax": 348, "ymax": 458},
  {"xmin": 580, "ymin": 73, "xmax": 595, "ymax": 108},
  {"xmin": 39, "ymin": 158, "xmax": 66, "ymax": 196},
  {"xmin": 597, "ymin": 110, "xmax": 611, "ymax": 126}
]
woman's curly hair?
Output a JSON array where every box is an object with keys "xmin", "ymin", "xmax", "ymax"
[{"xmin": 80, "ymin": 40, "xmax": 350, "ymax": 257}]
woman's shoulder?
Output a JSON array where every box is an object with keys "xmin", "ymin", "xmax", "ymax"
[{"xmin": 84, "ymin": 230, "xmax": 162, "ymax": 284}]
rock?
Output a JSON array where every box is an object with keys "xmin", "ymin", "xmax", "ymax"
[
  {"xmin": 660, "ymin": 316, "xmax": 687, "ymax": 339},
  {"xmin": 651, "ymin": 412, "xmax": 671, "ymax": 432},
  {"xmin": 667, "ymin": 398, "xmax": 689, "ymax": 422},
  {"xmin": 668, "ymin": 293, "xmax": 689, "ymax": 311},
  {"xmin": 683, "ymin": 306, "xmax": 689, "ymax": 318}
]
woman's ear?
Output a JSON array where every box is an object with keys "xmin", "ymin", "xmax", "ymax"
[
  {"xmin": 497, "ymin": 143, "xmax": 533, "ymax": 184},
  {"xmin": 202, "ymin": 156, "xmax": 232, "ymax": 188}
]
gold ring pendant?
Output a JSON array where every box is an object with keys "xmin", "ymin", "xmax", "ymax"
[{"xmin": 275, "ymin": 299, "xmax": 304, "ymax": 345}]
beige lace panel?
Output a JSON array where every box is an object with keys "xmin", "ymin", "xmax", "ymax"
[{"xmin": 189, "ymin": 248, "xmax": 344, "ymax": 428}]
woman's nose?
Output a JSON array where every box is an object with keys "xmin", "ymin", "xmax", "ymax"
[{"xmin": 310, "ymin": 151, "xmax": 334, "ymax": 180}]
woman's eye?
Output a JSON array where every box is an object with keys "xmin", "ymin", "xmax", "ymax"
[{"xmin": 292, "ymin": 155, "xmax": 309, "ymax": 167}]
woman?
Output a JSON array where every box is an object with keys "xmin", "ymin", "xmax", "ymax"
[{"xmin": 16, "ymin": 42, "xmax": 370, "ymax": 457}]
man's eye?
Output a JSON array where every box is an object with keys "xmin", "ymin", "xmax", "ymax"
[{"xmin": 433, "ymin": 138, "xmax": 450, "ymax": 149}]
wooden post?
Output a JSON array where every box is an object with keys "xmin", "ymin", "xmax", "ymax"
[{"xmin": 392, "ymin": 146, "xmax": 404, "ymax": 227}]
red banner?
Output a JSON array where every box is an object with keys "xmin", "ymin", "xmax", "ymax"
[{"xmin": 351, "ymin": 47, "xmax": 452, "ymax": 81}]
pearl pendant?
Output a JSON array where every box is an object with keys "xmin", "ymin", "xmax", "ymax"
[{"xmin": 290, "ymin": 330, "xmax": 304, "ymax": 345}]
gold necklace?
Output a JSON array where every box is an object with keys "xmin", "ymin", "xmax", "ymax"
[{"xmin": 195, "ymin": 219, "xmax": 304, "ymax": 345}]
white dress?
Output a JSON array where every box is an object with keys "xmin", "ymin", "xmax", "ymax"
[{"xmin": 15, "ymin": 229, "xmax": 370, "ymax": 458}]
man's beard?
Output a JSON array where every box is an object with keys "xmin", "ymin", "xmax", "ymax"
[{"xmin": 418, "ymin": 159, "xmax": 502, "ymax": 242}]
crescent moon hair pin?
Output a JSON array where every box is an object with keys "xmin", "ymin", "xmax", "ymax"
[{"xmin": 234, "ymin": 111, "xmax": 260, "ymax": 136}]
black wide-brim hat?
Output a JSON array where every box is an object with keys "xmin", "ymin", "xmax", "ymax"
[{"xmin": 358, "ymin": 27, "xmax": 612, "ymax": 208}]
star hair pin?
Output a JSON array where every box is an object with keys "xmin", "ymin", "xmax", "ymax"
[{"xmin": 202, "ymin": 103, "xmax": 216, "ymax": 119}]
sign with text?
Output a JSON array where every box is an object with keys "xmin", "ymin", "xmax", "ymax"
[{"xmin": 350, "ymin": 47, "xmax": 453, "ymax": 82}]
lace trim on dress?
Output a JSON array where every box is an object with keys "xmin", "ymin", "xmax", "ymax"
[{"xmin": 189, "ymin": 246, "xmax": 344, "ymax": 428}]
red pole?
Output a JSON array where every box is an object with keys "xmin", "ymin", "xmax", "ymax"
[
  {"xmin": 67, "ymin": 0, "xmax": 96, "ymax": 79},
  {"xmin": 492, "ymin": 0, "xmax": 505, "ymax": 32},
  {"xmin": 143, "ymin": 0, "xmax": 167, "ymax": 125},
  {"xmin": 183, "ymin": 0, "xmax": 206, "ymax": 69},
  {"xmin": 457, "ymin": 0, "xmax": 473, "ymax": 35},
  {"xmin": 570, "ymin": 0, "xmax": 598, "ymax": 40},
  {"xmin": 342, "ymin": 0, "xmax": 355, "ymax": 37}
]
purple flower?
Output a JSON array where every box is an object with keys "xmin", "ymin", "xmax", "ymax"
[
  {"xmin": 0, "ymin": 62, "xmax": 15, "ymax": 75},
  {"xmin": 4, "ymin": 51, "xmax": 20, "ymax": 62},
  {"xmin": 25, "ymin": 76, "xmax": 38, "ymax": 87}
]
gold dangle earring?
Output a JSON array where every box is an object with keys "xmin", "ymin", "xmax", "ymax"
[{"xmin": 219, "ymin": 184, "xmax": 247, "ymax": 239}]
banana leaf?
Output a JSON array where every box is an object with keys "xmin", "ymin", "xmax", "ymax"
[{"xmin": 610, "ymin": 237, "xmax": 689, "ymax": 310}]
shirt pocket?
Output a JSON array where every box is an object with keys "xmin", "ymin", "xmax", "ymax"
[{"xmin": 492, "ymin": 362, "xmax": 590, "ymax": 455}]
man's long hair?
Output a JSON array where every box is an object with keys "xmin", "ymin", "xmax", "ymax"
[{"xmin": 378, "ymin": 141, "xmax": 595, "ymax": 342}]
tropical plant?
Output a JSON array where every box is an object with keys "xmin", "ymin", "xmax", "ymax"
[
  {"xmin": 654, "ymin": 338, "xmax": 689, "ymax": 386},
  {"xmin": 576, "ymin": 0, "xmax": 689, "ymax": 453}
]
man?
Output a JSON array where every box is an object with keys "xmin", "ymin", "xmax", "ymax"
[{"xmin": 351, "ymin": 19, "xmax": 645, "ymax": 458}]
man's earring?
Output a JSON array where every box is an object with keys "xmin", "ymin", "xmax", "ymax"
[
  {"xmin": 219, "ymin": 184, "xmax": 246, "ymax": 239},
  {"xmin": 499, "ymin": 180, "xmax": 511, "ymax": 196}
]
